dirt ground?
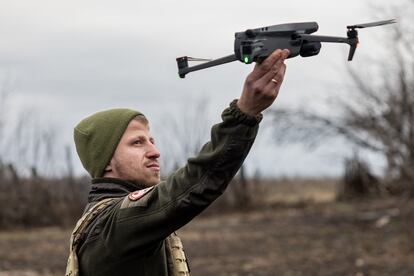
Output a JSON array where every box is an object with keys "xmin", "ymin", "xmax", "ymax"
[{"xmin": 0, "ymin": 180, "xmax": 413, "ymax": 276}]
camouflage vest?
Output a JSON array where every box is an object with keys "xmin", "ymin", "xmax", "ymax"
[
  {"xmin": 65, "ymin": 198, "xmax": 190, "ymax": 276},
  {"xmin": 165, "ymin": 232, "xmax": 190, "ymax": 276}
]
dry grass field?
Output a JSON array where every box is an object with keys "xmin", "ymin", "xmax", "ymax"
[{"xmin": 0, "ymin": 179, "xmax": 413, "ymax": 276}]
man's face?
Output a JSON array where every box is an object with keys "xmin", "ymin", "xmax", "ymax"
[{"xmin": 105, "ymin": 119, "xmax": 161, "ymax": 187}]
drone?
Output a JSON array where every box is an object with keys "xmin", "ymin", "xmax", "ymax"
[{"xmin": 176, "ymin": 19, "xmax": 396, "ymax": 78}]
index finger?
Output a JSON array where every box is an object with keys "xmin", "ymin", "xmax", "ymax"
[{"xmin": 250, "ymin": 49, "xmax": 287, "ymax": 80}]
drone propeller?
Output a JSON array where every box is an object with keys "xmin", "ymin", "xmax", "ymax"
[
  {"xmin": 345, "ymin": 19, "xmax": 396, "ymax": 61},
  {"xmin": 347, "ymin": 19, "xmax": 396, "ymax": 29}
]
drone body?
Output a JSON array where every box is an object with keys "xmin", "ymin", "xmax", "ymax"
[
  {"xmin": 234, "ymin": 22, "xmax": 321, "ymax": 64},
  {"xmin": 176, "ymin": 19, "xmax": 396, "ymax": 78}
]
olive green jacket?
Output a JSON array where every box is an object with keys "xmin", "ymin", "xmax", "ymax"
[{"xmin": 76, "ymin": 101, "xmax": 262, "ymax": 275}]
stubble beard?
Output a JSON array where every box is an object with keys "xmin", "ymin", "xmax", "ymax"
[{"xmin": 114, "ymin": 162, "xmax": 160, "ymax": 188}]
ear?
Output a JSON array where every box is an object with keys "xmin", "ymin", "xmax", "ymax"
[
  {"xmin": 104, "ymin": 164, "xmax": 112, "ymax": 172},
  {"xmin": 103, "ymin": 160, "xmax": 113, "ymax": 176},
  {"xmin": 103, "ymin": 156, "xmax": 119, "ymax": 178}
]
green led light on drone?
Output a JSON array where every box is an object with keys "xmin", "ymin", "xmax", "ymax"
[{"xmin": 243, "ymin": 56, "xmax": 249, "ymax": 64}]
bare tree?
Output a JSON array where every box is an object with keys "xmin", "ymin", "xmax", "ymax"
[
  {"xmin": 0, "ymin": 77, "xmax": 11, "ymax": 165},
  {"xmin": 155, "ymin": 98, "xmax": 212, "ymax": 175},
  {"xmin": 0, "ymin": 77, "xmax": 87, "ymax": 229},
  {"xmin": 0, "ymin": 102, "xmax": 64, "ymax": 178},
  {"xmin": 269, "ymin": 2, "xmax": 414, "ymax": 196}
]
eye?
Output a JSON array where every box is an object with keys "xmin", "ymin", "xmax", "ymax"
[{"xmin": 133, "ymin": 139, "xmax": 143, "ymax": 145}]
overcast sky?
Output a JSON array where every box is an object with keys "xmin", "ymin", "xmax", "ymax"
[{"xmin": 0, "ymin": 0, "xmax": 398, "ymax": 177}]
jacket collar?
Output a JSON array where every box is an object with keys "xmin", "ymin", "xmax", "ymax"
[{"xmin": 88, "ymin": 177, "xmax": 148, "ymax": 203}]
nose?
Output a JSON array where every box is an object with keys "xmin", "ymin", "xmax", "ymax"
[{"xmin": 146, "ymin": 143, "xmax": 160, "ymax": 159}]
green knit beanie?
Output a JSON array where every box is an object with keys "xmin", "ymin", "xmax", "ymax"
[{"xmin": 74, "ymin": 108, "xmax": 145, "ymax": 178}]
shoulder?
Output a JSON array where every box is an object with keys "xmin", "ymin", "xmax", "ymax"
[{"xmin": 120, "ymin": 186, "xmax": 155, "ymax": 209}]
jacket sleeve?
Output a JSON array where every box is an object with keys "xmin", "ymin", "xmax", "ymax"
[{"xmin": 104, "ymin": 100, "xmax": 262, "ymax": 255}]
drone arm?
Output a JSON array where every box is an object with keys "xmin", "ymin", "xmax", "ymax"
[
  {"xmin": 177, "ymin": 54, "xmax": 237, "ymax": 78},
  {"xmin": 347, "ymin": 45, "xmax": 357, "ymax": 61},
  {"xmin": 298, "ymin": 34, "xmax": 350, "ymax": 44},
  {"xmin": 298, "ymin": 34, "xmax": 358, "ymax": 61}
]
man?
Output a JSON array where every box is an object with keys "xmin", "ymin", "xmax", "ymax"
[{"xmin": 67, "ymin": 49, "xmax": 290, "ymax": 276}]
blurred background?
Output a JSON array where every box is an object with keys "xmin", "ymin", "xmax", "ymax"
[{"xmin": 0, "ymin": 0, "xmax": 413, "ymax": 275}]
